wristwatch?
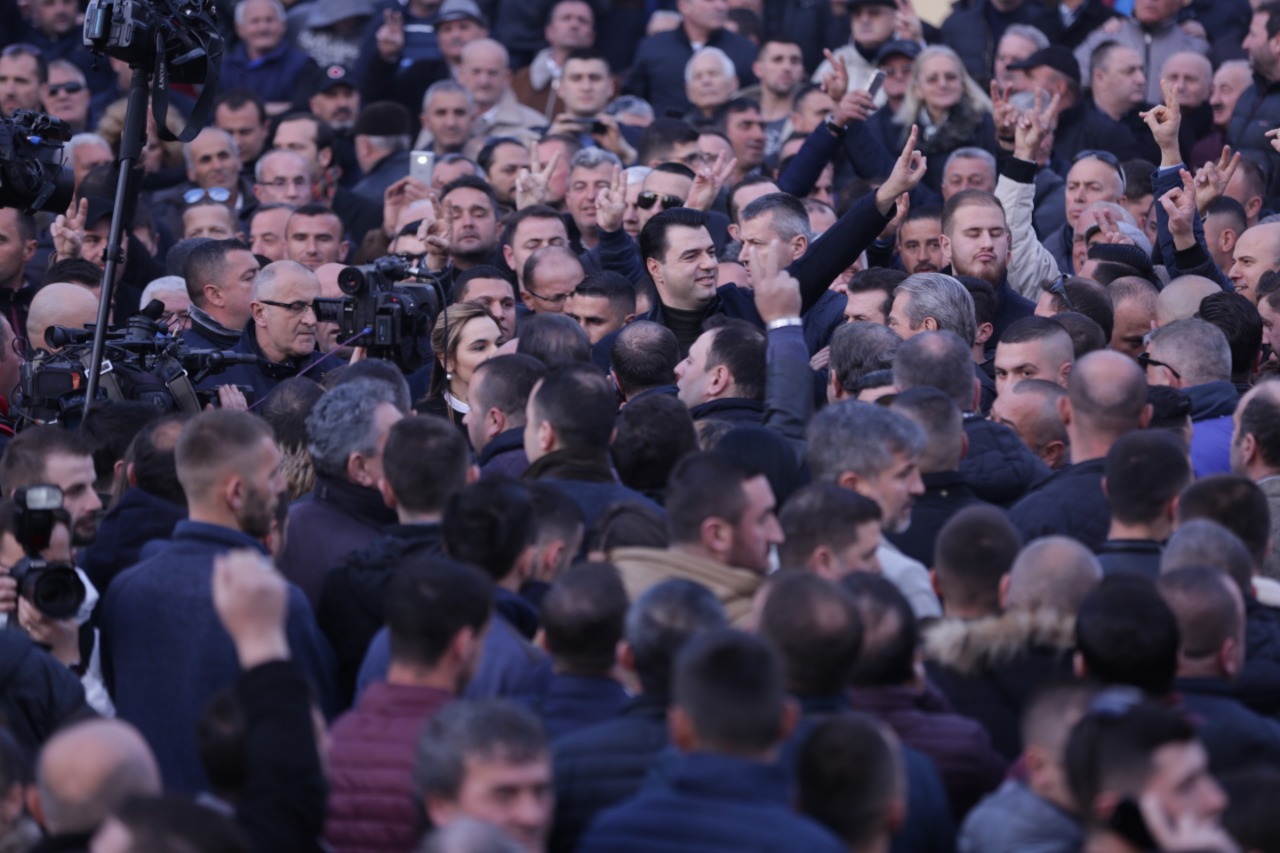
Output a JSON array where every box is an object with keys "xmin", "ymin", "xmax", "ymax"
[{"xmin": 824, "ymin": 114, "xmax": 847, "ymax": 139}]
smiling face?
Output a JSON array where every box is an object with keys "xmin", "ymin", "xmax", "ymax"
[
  {"xmin": 1227, "ymin": 224, "xmax": 1280, "ymax": 302},
  {"xmin": 187, "ymin": 129, "xmax": 241, "ymax": 191},
  {"xmin": 646, "ymin": 224, "xmax": 718, "ymax": 311},
  {"xmin": 917, "ymin": 54, "xmax": 964, "ymax": 115},
  {"xmin": 1210, "ymin": 62, "xmax": 1253, "ymax": 128},
  {"xmin": 235, "ymin": 0, "xmax": 286, "ymax": 59}
]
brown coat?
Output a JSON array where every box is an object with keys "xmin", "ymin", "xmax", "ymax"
[{"xmin": 609, "ymin": 546, "xmax": 762, "ymax": 627}]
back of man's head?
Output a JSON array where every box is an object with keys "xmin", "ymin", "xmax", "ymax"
[
  {"xmin": 305, "ymin": 379, "xmax": 402, "ymax": 482},
  {"xmin": 1103, "ymin": 429, "xmax": 1191, "ymax": 528},
  {"xmin": 1176, "ymin": 474, "xmax": 1271, "ymax": 570},
  {"xmin": 1148, "ymin": 318, "xmax": 1232, "ymax": 386},
  {"xmin": 443, "ymin": 479, "xmax": 535, "ymax": 584},
  {"xmin": 1005, "ymin": 536, "xmax": 1103, "ymax": 614},
  {"xmin": 516, "ymin": 314, "xmax": 591, "ymax": 367},
  {"xmin": 1222, "ymin": 767, "xmax": 1280, "ymax": 853},
  {"xmin": 702, "ymin": 317, "xmax": 767, "ymax": 400},
  {"xmin": 611, "ymin": 393, "xmax": 698, "ymax": 497},
  {"xmin": 528, "ymin": 363, "xmax": 616, "ymax": 453},
  {"xmin": 1237, "ymin": 382, "xmax": 1280, "ymax": 470},
  {"xmin": 1198, "ymin": 292, "xmax": 1262, "ymax": 385},
  {"xmin": 626, "ymin": 578, "xmax": 728, "ymax": 696},
  {"xmin": 386, "ymin": 555, "xmax": 493, "ymax": 673},
  {"xmin": 806, "ymin": 401, "xmax": 926, "ymax": 485},
  {"xmin": 1156, "ymin": 566, "xmax": 1242, "ymax": 669},
  {"xmin": 892, "ymin": 329, "xmax": 975, "ymax": 410},
  {"xmin": 796, "ymin": 715, "xmax": 903, "ymax": 849},
  {"xmin": 611, "ymin": 321, "xmax": 679, "ymax": 398},
  {"xmin": 777, "ymin": 483, "xmax": 882, "ymax": 571},
  {"xmin": 383, "ymin": 416, "xmax": 471, "ymax": 516},
  {"xmin": 840, "ymin": 572, "xmax": 917, "ymax": 688},
  {"xmin": 1161, "ymin": 518, "xmax": 1255, "ymax": 599},
  {"xmin": 127, "ymin": 415, "xmax": 187, "ymax": 506},
  {"xmin": 890, "ymin": 386, "xmax": 964, "ymax": 472},
  {"xmin": 1076, "ymin": 575, "xmax": 1180, "ymax": 696},
  {"xmin": 330, "ymin": 358, "xmax": 413, "ymax": 414},
  {"xmin": 1021, "ymin": 680, "xmax": 1096, "ymax": 775},
  {"xmin": 830, "ymin": 322, "xmax": 900, "ymax": 397},
  {"xmin": 1052, "ymin": 312, "xmax": 1108, "ymax": 359},
  {"xmin": 0, "ymin": 427, "xmax": 95, "ymax": 496},
  {"xmin": 36, "ymin": 719, "xmax": 161, "ymax": 835},
  {"xmin": 892, "ymin": 273, "xmax": 977, "ymax": 345},
  {"xmin": 1064, "ymin": 695, "xmax": 1198, "ymax": 830},
  {"xmin": 80, "ymin": 401, "xmax": 164, "ymax": 491},
  {"xmin": 1065, "ymin": 350, "xmax": 1149, "ymax": 441},
  {"xmin": 759, "ymin": 572, "xmax": 862, "ymax": 698},
  {"xmin": 100, "ymin": 795, "xmax": 251, "ymax": 853},
  {"xmin": 473, "ymin": 354, "xmax": 545, "ymax": 424},
  {"xmin": 672, "ymin": 629, "xmax": 789, "ymax": 757},
  {"xmin": 665, "ymin": 451, "xmax": 755, "ymax": 546},
  {"xmin": 174, "ymin": 411, "xmax": 274, "ymax": 507},
  {"xmin": 259, "ymin": 378, "xmax": 324, "ymax": 451},
  {"xmin": 934, "ymin": 505, "xmax": 1022, "ymax": 616},
  {"xmin": 541, "ymin": 562, "xmax": 629, "ymax": 676}
]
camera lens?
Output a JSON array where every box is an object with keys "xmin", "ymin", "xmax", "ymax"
[
  {"xmin": 31, "ymin": 567, "xmax": 86, "ymax": 620},
  {"xmin": 337, "ymin": 267, "xmax": 367, "ymax": 296}
]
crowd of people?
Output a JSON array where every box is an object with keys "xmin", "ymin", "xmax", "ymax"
[{"xmin": 3, "ymin": 0, "xmax": 1280, "ymax": 849}]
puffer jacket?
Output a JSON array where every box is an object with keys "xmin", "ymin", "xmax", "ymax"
[
  {"xmin": 323, "ymin": 683, "xmax": 453, "ymax": 853},
  {"xmin": 924, "ymin": 610, "xmax": 1077, "ymax": 760},
  {"xmin": 960, "ymin": 415, "xmax": 1052, "ymax": 507}
]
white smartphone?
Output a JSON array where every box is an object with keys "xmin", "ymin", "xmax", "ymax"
[{"xmin": 409, "ymin": 150, "xmax": 434, "ymax": 184}]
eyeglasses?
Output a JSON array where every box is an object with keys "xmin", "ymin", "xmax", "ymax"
[
  {"xmin": 46, "ymin": 81, "xmax": 85, "ymax": 96},
  {"xmin": 183, "ymin": 186, "xmax": 231, "ymax": 204},
  {"xmin": 1072, "ymin": 149, "xmax": 1127, "ymax": 188},
  {"xmin": 637, "ymin": 191, "xmax": 684, "ymax": 211},
  {"xmin": 1138, "ymin": 351, "xmax": 1181, "ymax": 380},
  {"xmin": 1045, "ymin": 274, "xmax": 1076, "ymax": 312},
  {"xmin": 262, "ymin": 176, "xmax": 311, "ymax": 190},
  {"xmin": 525, "ymin": 289, "xmax": 570, "ymax": 306},
  {"xmin": 258, "ymin": 299, "xmax": 317, "ymax": 316}
]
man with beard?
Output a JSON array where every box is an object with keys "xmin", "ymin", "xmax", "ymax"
[
  {"xmin": 897, "ymin": 207, "xmax": 944, "ymax": 274},
  {"xmin": 441, "ymin": 175, "xmax": 503, "ymax": 271},
  {"xmin": 324, "ymin": 555, "xmax": 490, "ymax": 850},
  {"xmin": 100, "ymin": 410, "xmax": 336, "ymax": 792},
  {"xmin": 1231, "ymin": 1, "xmax": 1280, "ymax": 201},
  {"xmin": 941, "ymin": 189, "xmax": 1035, "ymax": 342},
  {"xmin": 0, "ymin": 428, "xmax": 102, "ymax": 551}
]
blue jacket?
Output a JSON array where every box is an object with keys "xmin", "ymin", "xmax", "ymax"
[
  {"xmin": 219, "ymin": 41, "xmax": 319, "ymax": 106},
  {"xmin": 961, "ymin": 416, "xmax": 1052, "ymax": 507},
  {"xmin": 1152, "ymin": 166, "xmax": 1232, "ymax": 289},
  {"xmin": 1009, "ymin": 458, "xmax": 1110, "ymax": 550},
  {"xmin": 358, "ymin": 616, "xmax": 553, "ymax": 703},
  {"xmin": 1186, "ymin": 381, "xmax": 1238, "ymax": 478},
  {"xmin": 1177, "ymin": 676, "xmax": 1280, "ymax": 773},
  {"xmin": 578, "ymin": 752, "xmax": 846, "ymax": 853},
  {"xmin": 529, "ymin": 674, "xmax": 630, "ymax": 742},
  {"xmin": 194, "ymin": 323, "xmax": 330, "ymax": 405},
  {"xmin": 551, "ymin": 693, "xmax": 670, "ymax": 853},
  {"xmin": 960, "ymin": 779, "xmax": 1081, "ymax": 853},
  {"xmin": 82, "ymin": 487, "xmax": 186, "ymax": 600},
  {"xmin": 100, "ymin": 521, "xmax": 337, "ymax": 792},
  {"xmin": 478, "ymin": 428, "xmax": 531, "ymax": 480}
]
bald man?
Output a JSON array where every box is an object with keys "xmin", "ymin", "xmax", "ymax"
[
  {"xmin": 27, "ymin": 283, "xmax": 101, "ymax": 353},
  {"xmin": 30, "ymin": 719, "xmax": 160, "ymax": 844},
  {"xmin": 1155, "ymin": 275, "xmax": 1222, "ymax": 326},
  {"xmin": 1227, "ymin": 223, "xmax": 1280, "ymax": 304},
  {"xmin": 1002, "ymin": 536, "xmax": 1104, "ymax": 614},
  {"xmin": 1008, "ymin": 351, "xmax": 1151, "ymax": 549}
]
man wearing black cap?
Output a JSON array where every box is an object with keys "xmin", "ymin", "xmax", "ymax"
[
  {"xmin": 311, "ymin": 64, "xmax": 362, "ymax": 133},
  {"xmin": 352, "ymin": 102, "xmax": 414, "ymax": 201},
  {"xmin": 1006, "ymin": 46, "xmax": 1139, "ymax": 163},
  {"xmin": 940, "ymin": 0, "xmax": 1051, "ymax": 90}
]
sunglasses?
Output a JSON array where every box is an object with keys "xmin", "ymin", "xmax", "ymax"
[
  {"xmin": 637, "ymin": 191, "xmax": 684, "ymax": 211},
  {"xmin": 47, "ymin": 81, "xmax": 85, "ymax": 96},
  {"xmin": 1045, "ymin": 274, "xmax": 1076, "ymax": 312},
  {"xmin": 183, "ymin": 186, "xmax": 232, "ymax": 204},
  {"xmin": 1138, "ymin": 351, "xmax": 1181, "ymax": 380},
  {"xmin": 1073, "ymin": 149, "xmax": 1127, "ymax": 188}
]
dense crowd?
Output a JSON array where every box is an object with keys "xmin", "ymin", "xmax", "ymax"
[{"xmin": 3, "ymin": 0, "xmax": 1280, "ymax": 850}]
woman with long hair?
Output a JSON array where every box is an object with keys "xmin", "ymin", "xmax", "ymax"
[{"xmin": 417, "ymin": 302, "xmax": 503, "ymax": 437}]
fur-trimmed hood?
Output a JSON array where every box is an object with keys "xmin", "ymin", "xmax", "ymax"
[{"xmin": 924, "ymin": 609, "xmax": 1076, "ymax": 676}]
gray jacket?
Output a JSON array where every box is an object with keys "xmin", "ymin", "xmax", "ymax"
[{"xmin": 960, "ymin": 779, "xmax": 1083, "ymax": 853}]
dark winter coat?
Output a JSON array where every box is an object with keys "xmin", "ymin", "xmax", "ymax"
[{"xmin": 1009, "ymin": 457, "xmax": 1110, "ymax": 550}]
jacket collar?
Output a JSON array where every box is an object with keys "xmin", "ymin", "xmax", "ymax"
[
  {"xmin": 523, "ymin": 447, "xmax": 616, "ymax": 484},
  {"xmin": 688, "ymin": 397, "xmax": 764, "ymax": 420},
  {"xmin": 1184, "ymin": 380, "xmax": 1239, "ymax": 421},
  {"xmin": 667, "ymin": 752, "xmax": 790, "ymax": 802},
  {"xmin": 312, "ymin": 474, "xmax": 399, "ymax": 527},
  {"xmin": 171, "ymin": 520, "xmax": 268, "ymax": 555},
  {"xmin": 187, "ymin": 305, "xmax": 241, "ymax": 348},
  {"xmin": 921, "ymin": 470, "xmax": 974, "ymax": 495},
  {"xmin": 233, "ymin": 321, "xmax": 321, "ymax": 379},
  {"xmin": 477, "ymin": 427, "xmax": 525, "ymax": 467}
]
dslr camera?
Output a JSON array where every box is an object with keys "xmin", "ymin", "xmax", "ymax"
[
  {"xmin": 0, "ymin": 111, "xmax": 75, "ymax": 215},
  {"xmin": 10, "ymin": 485, "xmax": 86, "ymax": 621}
]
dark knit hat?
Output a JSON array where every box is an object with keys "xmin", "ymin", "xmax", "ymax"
[{"xmin": 353, "ymin": 101, "xmax": 413, "ymax": 138}]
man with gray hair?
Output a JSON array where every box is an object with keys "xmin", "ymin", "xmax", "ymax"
[
  {"xmin": 1145, "ymin": 318, "xmax": 1238, "ymax": 476},
  {"xmin": 887, "ymin": 272, "xmax": 979, "ymax": 346},
  {"xmin": 64, "ymin": 133, "xmax": 113, "ymax": 191},
  {"xmin": 565, "ymin": 147, "xmax": 624, "ymax": 252},
  {"xmin": 277, "ymin": 377, "xmax": 405, "ymax": 607},
  {"xmin": 419, "ymin": 79, "xmax": 477, "ymax": 155},
  {"xmin": 221, "ymin": 0, "xmax": 319, "ymax": 115},
  {"xmin": 942, "ymin": 148, "xmax": 997, "ymax": 200},
  {"xmin": 458, "ymin": 39, "xmax": 548, "ymax": 151},
  {"xmin": 894, "ymin": 330, "xmax": 1051, "ymax": 505},
  {"xmin": 806, "ymin": 401, "xmax": 940, "ymax": 618},
  {"xmin": 828, "ymin": 322, "xmax": 900, "ymax": 403},
  {"xmin": 551, "ymin": 579, "xmax": 728, "ymax": 853},
  {"xmin": 155, "ymin": 127, "xmax": 254, "ymax": 244},
  {"xmin": 416, "ymin": 701, "xmax": 554, "ymax": 853}
]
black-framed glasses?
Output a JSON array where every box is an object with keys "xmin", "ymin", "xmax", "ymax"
[
  {"xmin": 258, "ymin": 299, "xmax": 316, "ymax": 316},
  {"xmin": 1072, "ymin": 149, "xmax": 1127, "ymax": 188},
  {"xmin": 526, "ymin": 289, "xmax": 570, "ymax": 306},
  {"xmin": 1045, "ymin": 274, "xmax": 1076, "ymax": 312},
  {"xmin": 183, "ymin": 186, "xmax": 231, "ymax": 204},
  {"xmin": 637, "ymin": 190, "xmax": 684, "ymax": 211},
  {"xmin": 1138, "ymin": 351, "xmax": 1181, "ymax": 380},
  {"xmin": 47, "ymin": 81, "xmax": 85, "ymax": 96}
]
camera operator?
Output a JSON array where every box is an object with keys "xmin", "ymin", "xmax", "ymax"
[{"xmin": 194, "ymin": 260, "xmax": 327, "ymax": 402}]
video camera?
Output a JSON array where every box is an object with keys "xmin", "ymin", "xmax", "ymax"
[
  {"xmin": 313, "ymin": 254, "xmax": 444, "ymax": 373},
  {"xmin": 14, "ymin": 300, "xmax": 258, "ymax": 427},
  {"xmin": 0, "ymin": 111, "xmax": 75, "ymax": 216},
  {"xmin": 10, "ymin": 485, "xmax": 85, "ymax": 621}
]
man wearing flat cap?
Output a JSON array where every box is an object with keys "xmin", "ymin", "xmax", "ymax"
[{"xmin": 352, "ymin": 102, "xmax": 415, "ymax": 202}]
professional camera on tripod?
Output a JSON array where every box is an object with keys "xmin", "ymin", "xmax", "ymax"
[
  {"xmin": 0, "ymin": 111, "xmax": 75, "ymax": 215},
  {"xmin": 12, "ymin": 300, "xmax": 258, "ymax": 427},
  {"xmin": 313, "ymin": 254, "xmax": 445, "ymax": 373}
]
